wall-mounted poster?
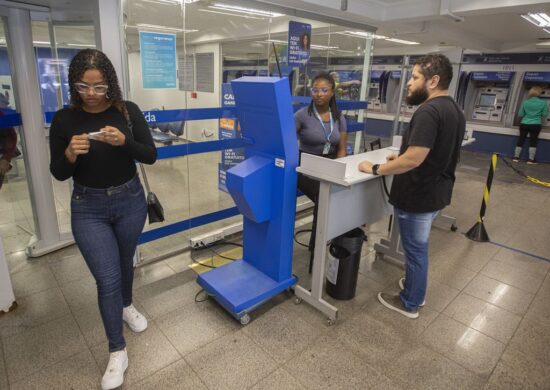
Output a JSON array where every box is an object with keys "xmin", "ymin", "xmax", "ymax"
[
  {"xmin": 288, "ymin": 21, "xmax": 311, "ymax": 67},
  {"xmin": 139, "ymin": 31, "xmax": 177, "ymax": 89}
]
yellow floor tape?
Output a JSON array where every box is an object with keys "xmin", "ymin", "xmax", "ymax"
[
  {"xmin": 188, "ymin": 247, "xmax": 243, "ymax": 275},
  {"xmin": 527, "ymin": 176, "xmax": 550, "ymax": 187}
]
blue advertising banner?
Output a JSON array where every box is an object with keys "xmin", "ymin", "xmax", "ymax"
[
  {"xmin": 288, "ymin": 21, "xmax": 311, "ymax": 67},
  {"xmin": 139, "ymin": 31, "xmax": 177, "ymax": 89},
  {"xmin": 523, "ymin": 72, "xmax": 550, "ymax": 82},
  {"xmin": 471, "ymin": 71, "xmax": 514, "ymax": 82},
  {"xmin": 222, "ymin": 83, "xmax": 235, "ymax": 107},
  {"xmin": 463, "ymin": 53, "xmax": 550, "ymax": 65},
  {"xmin": 370, "ymin": 70, "xmax": 385, "ymax": 79},
  {"xmin": 390, "ymin": 70, "xmax": 401, "ymax": 79},
  {"xmin": 372, "ymin": 56, "xmax": 403, "ymax": 65},
  {"xmin": 219, "ymin": 83, "xmax": 244, "ymax": 192}
]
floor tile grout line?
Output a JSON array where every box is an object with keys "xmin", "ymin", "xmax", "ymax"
[
  {"xmin": 478, "ymin": 265, "xmax": 544, "ymax": 296},
  {"xmin": 5, "ymin": 345, "xmax": 91, "ymax": 388},
  {"xmin": 418, "ymin": 312, "xmax": 504, "ymax": 381},
  {"xmin": 488, "ymin": 241, "xmax": 550, "ymax": 263},
  {"xmin": 441, "ymin": 295, "xmax": 520, "ymax": 345}
]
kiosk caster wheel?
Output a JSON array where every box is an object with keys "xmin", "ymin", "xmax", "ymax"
[
  {"xmin": 239, "ymin": 314, "xmax": 250, "ymax": 325},
  {"xmin": 451, "ymin": 224, "xmax": 458, "ymax": 232},
  {"xmin": 294, "ymin": 297, "xmax": 302, "ymax": 305},
  {"xmin": 327, "ymin": 318, "xmax": 336, "ymax": 326}
]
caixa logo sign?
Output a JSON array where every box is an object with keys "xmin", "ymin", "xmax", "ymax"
[
  {"xmin": 143, "ymin": 111, "xmax": 157, "ymax": 123},
  {"xmin": 222, "ymin": 83, "xmax": 235, "ymax": 107}
]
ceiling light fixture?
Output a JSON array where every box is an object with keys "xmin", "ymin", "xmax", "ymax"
[
  {"xmin": 544, "ymin": 28, "xmax": 550, "ymax": 34},
  {"xmin": 521, "ymin": 13, "xmax": 550, "ymax": 27},
  {"xmin": 208, "ymin": 3, "xmax": 282, "ymax": 17},
  {"xmin": 142, "ymin": 0, "xmax": 200, "ymax": 5},
  {"xmin": 385, "ymin": 38, "xmax": 420, "ymax": 45},
  {"xmin": 341, "ymin": 31, "xmax": 419, "ymax": 45},
  {"xmin": 341, "ymin": 31, "xmax": 387, "ymax": 39},
  {"xmin": 66, "ymin": 43, "xmax": 96, "ymax": 47},
  {"xmin": 133, "ymin": 23, "xmax": 198, "ymax": 33},
  {"xmin": 197, "ymin": 8, "xmax": 265, "ymax": 19}
]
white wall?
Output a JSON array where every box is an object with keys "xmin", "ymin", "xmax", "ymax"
[{"xmin": 127, "ymin": 41, "xmax": 221, "ymax": 143}]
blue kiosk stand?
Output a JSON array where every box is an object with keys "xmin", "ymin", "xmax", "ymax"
[{"xmin": 197, "ymin": 77, "xmax": 298, "ymax": 325}]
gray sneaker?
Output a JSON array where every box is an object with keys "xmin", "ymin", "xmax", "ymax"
[
  {"xmin": 378, "ymin": 292, "xmax": 419, "ymax": 319},
  {"xmin": 398, "ymin": 278, "xmax": 425, "ymax": 307}
]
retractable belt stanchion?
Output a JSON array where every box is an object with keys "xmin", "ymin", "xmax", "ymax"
[{"xmin": 466, "ymin": 153, "xmax": 497, "ymax": 242}]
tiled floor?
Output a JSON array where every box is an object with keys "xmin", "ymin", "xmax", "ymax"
[{"xmin": 1, "ymin": 150, "xmax": 550, "ymax": 389}]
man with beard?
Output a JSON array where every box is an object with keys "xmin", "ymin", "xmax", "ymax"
[{"xmin": 358, "ymin": 54, "xmax": 465, "ymax": 318}]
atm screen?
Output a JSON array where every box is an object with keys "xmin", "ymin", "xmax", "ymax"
[
  {"xmin": 368, "ymin": 87, "xmax": 378, "ymax": 99},
  {"xmin": 478, "ymin": 93, "xmax": 496, "ymax": 107}
]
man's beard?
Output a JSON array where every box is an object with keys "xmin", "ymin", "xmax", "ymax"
[{"xmin": 405, "ymin": 86, "xmax": 429, "ymax": 106}]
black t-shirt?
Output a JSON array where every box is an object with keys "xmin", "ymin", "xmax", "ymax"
[
  {"xmin": 389, "ymin": 95, "xmax": 466, "ymax": 213},
  {"xmin": 49, "ymin": 101, "xmax": 156, "ymax": 188}
]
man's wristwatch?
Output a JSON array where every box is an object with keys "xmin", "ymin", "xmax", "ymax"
[{"xmin": 372, "ymin": 164, "xmax": 380, "ymax": 176}]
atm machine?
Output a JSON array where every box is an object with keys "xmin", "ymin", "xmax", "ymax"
[
  {"xmin": 514, "ymin": 72, "xmax": 550, "ymax": 129},
  {"xmin": 463, "ymin": 71, "xmax": 515, "ymax": 124},
  {"xmin": 366, "ymin": 70, "xmax": 384, "ymax": 111},
  {"xmin": 386, "ymin": 70, "xmax": 417, "ymax": 116},
  {"xmin": 471, "ymin": 87, "xmax": 510, "ymax": 122}
]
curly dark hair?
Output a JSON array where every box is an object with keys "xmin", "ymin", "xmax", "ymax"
[
  {"xmin": 308, "ymin": 72, "xmax": 341, "ymax": 122},
  {"xmin": 414, "ymin": 54, "xmax": 453, "ymax": 90},
  {"xmin": 68, "ymin": 49, "xmax": 127, "ymax": 116}
]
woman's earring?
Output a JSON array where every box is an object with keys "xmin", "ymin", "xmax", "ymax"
[{"xmin": 106, "ymin": 93, "xmax": 111, "ymax": 100}]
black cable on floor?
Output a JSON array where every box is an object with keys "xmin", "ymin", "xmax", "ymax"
[
  {"xmin": 194, "ymin": 288, "xmax": 209, "ymax": 302},
  {"xmin": 190, "ymin": 240, "xmax": 243, "ymax": 269},
  {"xmin": 294, "ymin": 229, "xmax": 311, "ymax": 248}
]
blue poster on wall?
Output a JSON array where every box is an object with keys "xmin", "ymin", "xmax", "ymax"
[
  {"xmin": 288, "ymin": 21, "xmax": 311, "ymax": 67},
  {"xmin": 139, "ymin": 31, "xmax": 177, "ymax": 89},
  {"xmin": 219, "ymin": 83, "xmax": 244, "ymax": 192}
]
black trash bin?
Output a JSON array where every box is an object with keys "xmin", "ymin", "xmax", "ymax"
[{"xmin": 325, "ymin": 228, "xmax": 366, "ymax": 300}]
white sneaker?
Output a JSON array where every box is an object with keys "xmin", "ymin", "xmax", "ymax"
[
  {"xmin": 398, "ymin": 278, "xmax": 426, "ymax": 307},
  {"xmin": 101, "ymin": 349, "xmax": 128, "ymax": 390},
  {"xmin": 123, "ymin": 304, "xmax": 148, "ymax": 332}
]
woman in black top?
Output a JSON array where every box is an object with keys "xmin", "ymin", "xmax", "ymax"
[
  {"xmin": 49, "ymin": 49, "xmax": 156, "ymax": 390},
  {"xmin": 294, "ymin": 72, "xmax": 347, "ymax": 271}
]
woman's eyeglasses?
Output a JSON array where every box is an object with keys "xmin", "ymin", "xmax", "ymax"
[
  {"xmin": 75, "ymin": 83, "xmax": 109, "ymax": 95},
  {"xmin": 311, "ymin": 87, "xmax": 330, "ymax": 95}
]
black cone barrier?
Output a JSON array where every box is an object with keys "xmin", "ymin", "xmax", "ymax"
[
  {"xmin": 466, "ymin": 221, "xmax": 490, "ymax": 242},
  {"xmin": 466, "ymin": 153, "xmax": 497, "ymax": 242}
]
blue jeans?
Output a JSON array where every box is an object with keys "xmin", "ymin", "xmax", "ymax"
[
  {"xmin": 71, "ymin": 174, "xmax": 147, "ymax": 352},
  {"xmin": 395, "ymin": 207, "xmax": 439, "ymax": 310}
]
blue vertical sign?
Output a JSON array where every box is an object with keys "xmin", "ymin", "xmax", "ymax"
[
  {"xmin": 139, "ymin": 32, "xmax": 177, "ymax": 89},
  {"xmin": 219, "ymin": 83, "xmax": 244, "ymax": 192},
  {"xmin": 288, "ymin": 21, "xmax": 311, "ymax": 67}
]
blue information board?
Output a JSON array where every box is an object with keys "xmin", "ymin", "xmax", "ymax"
[
  {"xmin": 288, "ymin": 21, "xmax": 311, "ymax": 67},
  {"xmin": 471, "ymin": 72, "xmax": 514, "ymax": 82},
  {"xmin": 219, "ymin": 83, "xmax": 244, "ymax": 192},
  {"xmin": 139, "ymin": 31, "xmax": 177, "ymax": 89},
  {"xmin": 523, "ymin": 72, "xmax": 550, "ymax": 82}
]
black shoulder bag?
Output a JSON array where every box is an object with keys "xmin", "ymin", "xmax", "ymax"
[{"xmin": 126, "ymin": 113, "xmax": 165, "ymax": 224}]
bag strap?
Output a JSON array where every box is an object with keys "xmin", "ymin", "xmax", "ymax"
[{"xmin": 124, "ymin": 106, "xmax": 152, "ymax": 194}]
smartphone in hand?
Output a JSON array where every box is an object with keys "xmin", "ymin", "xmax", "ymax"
[{"xmin": 88, "ymin": 131, "xmax": 104, "ymax": 140}]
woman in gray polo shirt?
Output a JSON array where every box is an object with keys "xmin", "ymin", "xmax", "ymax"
[{"xmin": 295, "ymin": 72, "xmax": 347, "ymax": 270}]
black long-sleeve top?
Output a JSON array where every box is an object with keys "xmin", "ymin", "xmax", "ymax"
[{"xmin": 49, "ymin": 101, "xmax": 156, "ymax": 188}]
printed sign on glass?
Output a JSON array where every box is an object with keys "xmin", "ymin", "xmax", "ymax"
[
  {"xmin": 139, "ymin": 31, "xmax": 177, "ymax": 89},
  {"xmin": 288, "ymin": 21, "xmax": 311, "ymax": 67}
]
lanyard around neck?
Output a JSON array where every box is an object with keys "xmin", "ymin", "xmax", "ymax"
[{"xmin": 313, "ymin": 105, "xmax": 334, "ymax": 142}]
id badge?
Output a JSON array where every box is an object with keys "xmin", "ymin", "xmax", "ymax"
[{"xmin": 322, "ymin": 142, "xmax": 331, "ymax": 155}]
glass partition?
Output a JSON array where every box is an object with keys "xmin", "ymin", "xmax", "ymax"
[
  {"xmin": 0, "ymin": 19, "xmax": 33, "ymax": 256},
  {"xmin": 122, "ymin": 0, "xmax": 374, "ymax": 263},
  {"xmin": 31, "ymin": 21, "xmax": 97, "ymax": 235}
]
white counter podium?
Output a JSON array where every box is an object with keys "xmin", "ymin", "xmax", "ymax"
[{"xmin": 294, "ymin": 148, "xmax": 395, "ymax": 323}]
